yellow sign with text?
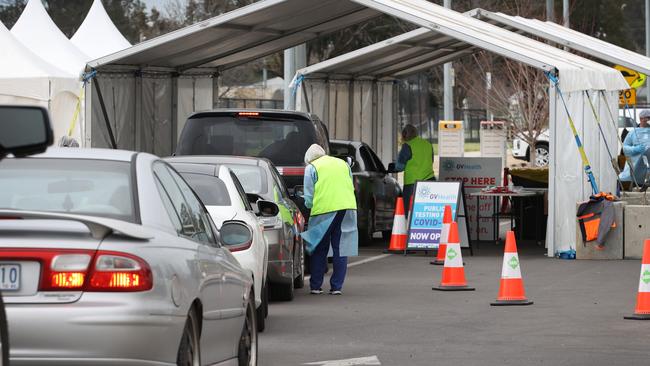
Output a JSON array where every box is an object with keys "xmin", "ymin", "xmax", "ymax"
[
  {"xmin": 439, "ymin": 121, "xmax": 463, "ymax": 131},
  {"xmin": 614, "ymin": 65, "xmax": 647, "ymax": 89},
  {"xmin": 619, "ymin": 88, "xmax": 636, "ymax": 106}
]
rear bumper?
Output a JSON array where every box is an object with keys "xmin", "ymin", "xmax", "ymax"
[{"xmin": 7, "ymin": 293, "xmax": 184, "ymax": 365}]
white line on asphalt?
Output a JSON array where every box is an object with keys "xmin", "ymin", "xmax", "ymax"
[
  {"xmin": 303, "ymin": 355, "xmax": 381, "ymax": 366},
  {"xmin": 305, "ymin": 253, "xmax": 391, "ymax": 281}
]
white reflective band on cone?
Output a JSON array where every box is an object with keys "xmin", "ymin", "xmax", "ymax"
[
  {"xmin": 440, "ymin": 223, "xmax": 450, "ymax": 245},
  {"xmin": 444, "ymin": 243, "xmax": 463, "ymax": 268},
  {"xmin": 501, "ymin": 253, "xmax": 522, "ymax": 279},
  {"xmin": 639, "ymin": 264, "xmax": 650, "ymax": 292},
  {"xmin": 392, "ymin": 215, "xmax": 407, "ymax": 235}
]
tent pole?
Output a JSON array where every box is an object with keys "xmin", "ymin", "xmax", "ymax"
[{"xmin": 92, "ymin": 78, "xmax": 117, "ymax": 149}]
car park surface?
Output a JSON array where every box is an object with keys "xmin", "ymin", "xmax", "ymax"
[{"xmin": 0, "ymin": 148, "xmax": 257, "ymax": 365}]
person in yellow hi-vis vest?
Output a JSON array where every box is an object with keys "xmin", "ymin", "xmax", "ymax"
[
  {"xmin": 391, "ymin": 124, "xmax": 435, "ymax": 216},
  {"xmin": 300, "ymin": 144, "xmax": 358, "ymax": 295}
]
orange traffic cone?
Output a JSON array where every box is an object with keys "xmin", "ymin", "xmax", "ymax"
[
  {"xmin": 384, "ymin": 197, "xmax": 407, "ymax": 254},
  {"xmin": 625, "ymin": 239, "xmax": 650, "ymax": 320},
  {"xmin": 431, "ymin": 205, "xmax": 452, "ymax": 265},
  {"xmin": 491, "ymin": 231, "xmax": 533, "ymax": 306},
  {"xmin": 433, "ymin": 221, "xmax": 474, "ymax": 291}
]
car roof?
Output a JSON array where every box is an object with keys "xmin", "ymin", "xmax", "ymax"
[
  {"xmin": 31, "ymin": 147, "xmax": 137, "ymax": 162},
  {"xmin": 188, "ymin": 108, "xmax": 314, "ymax": 121},
  {"xmin": 167, "ymin": 161, "xmax": 219, "ymax": 177},
  {"xmin": 166, "ymin": 155, "xmax": 271, "ymax": 169}
]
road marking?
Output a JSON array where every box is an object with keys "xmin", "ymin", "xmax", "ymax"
[
  {"xmin": 305, "ymin": 253, "xmax": 391, "ymax": 280},
  {"xmin": 304, "ymin": 355, "xmax": 381, "ymax": 366}
]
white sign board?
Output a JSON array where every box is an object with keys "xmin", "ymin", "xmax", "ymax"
[
  {"xmin": 479, "ymin": 121, "xmax": 507, "ymax": 163},
  {"xmin": 438, "ymin": 157, "xmax": 502, "ymax": 241},
  {"xmin": 438, "ymin": 120, "xmax": 464, "ymax": 157}
]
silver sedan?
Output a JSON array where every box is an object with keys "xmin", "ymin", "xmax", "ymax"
[{"xmin": 0, "ymin": 148, "xmax": 257, "ymax": 366}]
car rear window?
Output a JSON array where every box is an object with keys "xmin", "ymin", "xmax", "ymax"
[
  {"xmin": 0, "ymin": 158, "xmax": 135, "ymax": 222},
  {"xmin": 176, "ymin": 114, "xmax": 318, "ymax": 166},
  {"xmin": 226, "ymin": 164, "xmax": 268, "ymax": 195},
  {"xmin": 178, "ymin": 173, "xmax": 231, "ymax": 207}
]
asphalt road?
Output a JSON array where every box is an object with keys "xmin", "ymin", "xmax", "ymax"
[{"xmin": 259, "ymin": 240, "xmax": 648, "ymax": 366}]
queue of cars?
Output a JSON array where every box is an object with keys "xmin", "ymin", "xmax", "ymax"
[{"xmin": 0, "ymin": 106, "xmax": 394, "ymax": 365}]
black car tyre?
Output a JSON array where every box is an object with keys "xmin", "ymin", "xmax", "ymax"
[
  {"xmin": 293, "ymin": 241, "xmax": 305, "ymax": 289},
  {"xmin": 256, "ymin": 284, "xmax": 266, "ymax": 332},
  {"xmin": 177, "ymin": 308, "xmax": 201, "ymax": 366},
  {"xmin": 270, "ymin": 259, "xmax": 295, "ymax": 301},
  {"xmin": 238, "ymin": 291, "xmax": 258, "ymax": 366}
]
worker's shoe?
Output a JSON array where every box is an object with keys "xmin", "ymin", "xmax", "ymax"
[
  {"xmin": 329, "ymin": 289, "xmax": 342, "ymax": 295},
  {"xmin": 310, "ymin": 288, "xmax": 323, "ymax": 295}
]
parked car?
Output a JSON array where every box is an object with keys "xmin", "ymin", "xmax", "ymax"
[
  {"xmin": 166, "ymin": 159, "xmax": 272, "ymax": 332},
  {"xmin": 0, "ymin": 105, "xmax": 55, "ymax": 366},
  {"xmin": 330, "ymin": 140, "xmax": 401, "ymax": 243},
  {"xmin": 167, "ymin": 156, "xmax": 305, "ymax": 302},
  {"xmin": 0, "ymin": 148, "xmax": 258, "ymax": 365},
  {"xmin": 175, "ymin": 109, "xmax": 331, "ymax": 219},
  {"xmin": 511, "ymin": 114, "xmax": 639, "ymax": 167}
]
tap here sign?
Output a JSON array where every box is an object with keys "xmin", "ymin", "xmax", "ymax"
[{"xmin": 406, "ymin": 181, "xmax": 461, "ymax": 250}]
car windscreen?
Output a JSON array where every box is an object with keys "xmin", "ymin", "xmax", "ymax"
[
  {"xmin": 178, "ymin": 173, "xmax": 231, "ymax": 206},
  {"xmin": 0, "ymin": 158, "xmax": 135, "ymax": 222},
  {"xmin": 176, "ymin": 115, "xmax": 318, "ymax": 166},
  {"xmin": 226, "ymin": 164, "xmax": 268, "ymax": 195}
]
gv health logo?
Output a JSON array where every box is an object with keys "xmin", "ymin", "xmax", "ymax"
[
  {"xmin": 417, "ymin": 186, "xmax": 431, "ymax": 199},
  {"xmin": 442, "ymin": 159, "xmax": 455, "ymax": 172}
]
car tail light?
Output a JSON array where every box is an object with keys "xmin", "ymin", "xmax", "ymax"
[
  {"xmin": 277, "ymin": 167, "xmax": 305, "ymax": 176},
  {"xmin": 238, "ymin": 112, "xmax": 260, "ymax": 116},
  {"xmin": 26, "ymin": 250, "xmax": 153, "ymax": 292}
]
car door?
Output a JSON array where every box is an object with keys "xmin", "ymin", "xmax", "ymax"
[
  {"xmin": 269, "ymin": 165, "xmax": 298, "ymax": 265},
  {"xmin": 359, "ymin": 145, "xmax": 385, "ymax": 221},
  {"xmin": 366, "ymin": 145, "xmax": 398, "ymax": 228},
  {"xmin": 157, "ymin": 163, "xmax": 247, "ymax": 363}
]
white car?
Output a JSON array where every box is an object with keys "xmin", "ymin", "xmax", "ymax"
[
  {"xmin": 167, "ymin": 159, "xmax": 272, "ymax": 332},
  {"xmin": 511, "ymin": 113, "xmax": 641, "ymax": 167}
]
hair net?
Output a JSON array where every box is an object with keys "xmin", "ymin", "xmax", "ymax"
[
  {"xmin": 304, "ymin": 144, "xmax": 326, "ymax": 164},
  {"xmin": 639, "ymin": 109, "xmax": 650, "ymax": 119}
]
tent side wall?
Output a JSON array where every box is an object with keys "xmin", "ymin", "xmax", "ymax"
[
  {"xmin": 85, "ymin": 71, "xmax": 214, "ymax": 155},
  {"xmin": 297, "ymin": 77, "xmax": 398, "ymax": 164}
]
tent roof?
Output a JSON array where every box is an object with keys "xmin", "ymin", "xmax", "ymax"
[
  {"xmin": 11, "ymin": 0, "xmax": 89, "ymax": 77},
  {"xmin": 88, "ymin": 0, "xmax": 380, "ymax": 72},
  {"xmin": 89, "ymin": 0, "xmax": 627, "ymax": 92},
  {"xmin": 0, "ymin": 22, "xmax": 77, "ymax": 101},
  {"xmin": 71, "ymin": 0, "xmax": 131, "ymax": 60},
  {"xmin": 471, "ymin": 9, "xmax": 650, "ymax": 76}
]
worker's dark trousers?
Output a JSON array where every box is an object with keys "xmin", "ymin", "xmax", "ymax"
[{"xmin": 310, "ymin": 210, "xmax": 347, "ymax": 291}]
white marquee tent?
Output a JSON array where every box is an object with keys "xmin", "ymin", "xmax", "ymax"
[
  {"xmin": 0, "ymin": 22, "xmax": 79, "ymax": 141},
  {"xmin": 71, "ymin": 0, "xmax": 131, "ymax": 60}
]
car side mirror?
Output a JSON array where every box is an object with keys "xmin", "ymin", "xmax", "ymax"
[
  {"xmin": 256, "ymin": 200, "xmax": 279, "ymax": 217},
  {"xmin": 0, "ymin": 106, "xmax": 53, "ymax": 159},
  {"xmin": 220, "ymin": 220, "xmax": 253, "ymax": 251},
  {"xmin": 291, "ymin": 185, "xmax": 305, "ymax": 198},
  {"xmin": 387, "ymin": 163, "xmax": 397, "ymax": 173}
]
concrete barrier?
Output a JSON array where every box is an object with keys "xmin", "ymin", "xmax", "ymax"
[
  {"xmin": 576, "ymin": 201, "xmax": 625, "ymax": 260},
  {"xmin": 624, "ymin": 205, "xmax": 650, "ymax": 259}
]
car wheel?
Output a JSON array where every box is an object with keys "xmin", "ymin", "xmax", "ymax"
[
  {"xmin": 238, "ymin": 291, "xmax": 258, "ymax": 366},
  {"xmin": 256, "ymin": 284, "xmax": 266, "ymax": 332},
  {"xmin": 360, "ymin": 208, "xmax": 375, "ymax": 244},
  {"xmin": 270, "ymin": 257, "xmax": 295, "ymax": 301},
  {"xmin": 177, "ymin": 308, "xmax": 201, "ymax": 366},
  {"xmin": 293, "ymin": 241, "xmax": 304, "ymax": 289},
  {"xmin": 534, "ymin": 144, "xmax": 549, "ymax": 167}
]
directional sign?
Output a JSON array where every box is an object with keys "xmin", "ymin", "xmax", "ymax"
[
  {"xmin": 619, "ymin": 88, "xmax": 637, "ymax": 107},
  {"xmin": 614, "ymin": 65, "xmax": 647, "ymax": 89},
  {"xmin": 304, "ymin": 356, "xmax": 381, "ymax": 366}
]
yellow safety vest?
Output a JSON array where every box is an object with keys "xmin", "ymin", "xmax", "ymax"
[
  {"xmin": 404, "ymin": 137, "xmax": 434, "ymax": 185},
  {"xmin": 310, "ymin": 155, "xmax": 357, "ymax": 215}
]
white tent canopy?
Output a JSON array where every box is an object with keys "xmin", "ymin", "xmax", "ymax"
[
  {"xmin": 12, "ymin": 0, "xmax": 89, "ymax": 77},
  {"xmin": 0, "ymin": 22, "xmax": 79, "ymax": 140},
  {"xmin": 293, "ymin": 0, "xmax": 628, "ymax": 256},
  {"xmin": 471, "ymin": 9, "xmax": 650, "ymax": 76},
  {"xmin": 71, "ymin": 0, "xmax": 131, "ymax": 60}
]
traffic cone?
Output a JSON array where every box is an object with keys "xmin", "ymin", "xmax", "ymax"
[
  {"xmin": 491, "ymin": 231, "xmax": 533, "ymax": 306},
  {"xmin": 433, "ymin": 221, "xmax": 475, "ymax": 291},
  {"xmin": 624, "ymin": 239, "xmax": 650, "ymax": 320},
  {"xmin": 431, "ymin": 205, "xmax": 452, "ymax": 265},
  {"xmin": 384, "ymin": 197, "xmax": 407, "ymax": 254}
]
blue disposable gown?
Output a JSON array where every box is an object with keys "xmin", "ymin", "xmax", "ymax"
[
  {"xmin": 619, "ymin": 128, "xmax": 650, "ymax": 183},
  {"xmin": 299, "ymin": 164, "xmax": 358, "ymax": 256}
]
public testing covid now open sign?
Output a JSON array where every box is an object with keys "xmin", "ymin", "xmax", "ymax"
[{"xmin": 406, "ymin": 181, "xmax": 461, "ymax": 250}]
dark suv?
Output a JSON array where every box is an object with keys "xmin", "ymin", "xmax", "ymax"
[{"xmin": 175, "ymin": 109, "xmax": 330, "ymax": 218}]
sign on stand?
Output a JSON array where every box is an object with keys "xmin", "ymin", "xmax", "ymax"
[
  {"xmin": 438, "ymin": 157, "xmax": 502, "ymax": 242},
  {"xmin": 405, "ymin": 181, "xmax": 471, "ymax": 250},
  {"xmin": 438, "ymin": 120, "xmax": 464, "ymax": 157},
  {"xmin": 479, "ymin": 121, "xmax": 507, "ymax": 164}
]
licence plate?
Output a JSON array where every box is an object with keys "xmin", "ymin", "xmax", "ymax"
[{"xmin": 0, "ymin": 264, "xmax": 20, "ymax": 291}]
